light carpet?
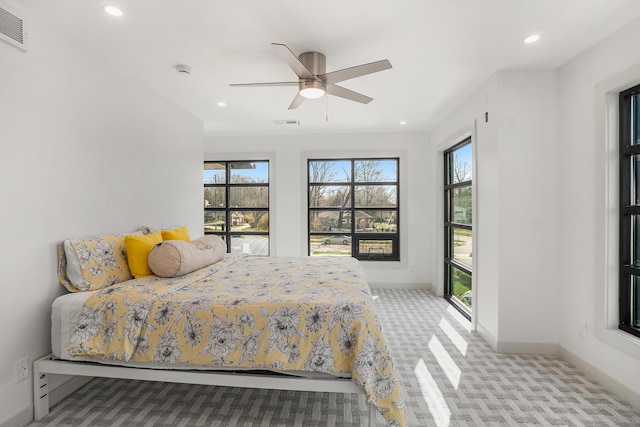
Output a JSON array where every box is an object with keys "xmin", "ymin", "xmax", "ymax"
[{"xmin": 28, "ymin": 289, "xmax": 640, "ymax": 426}]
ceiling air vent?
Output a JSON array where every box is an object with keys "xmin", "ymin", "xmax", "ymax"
[
  {"xmin": 0, "ymin": 1, "xmax": 27, "ymax": 51},
  {"xmin": 272, "ymin": 120, "xmax": 299, "ymax": 125}
]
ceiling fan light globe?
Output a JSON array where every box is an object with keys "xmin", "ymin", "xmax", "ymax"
[
  {"xmin": 299, "ymin": 80, "xmax": 326, "ymax": 99},
  {"xmin": 300, "ymin": 87, "xmax": 325, "ymax": 99}
]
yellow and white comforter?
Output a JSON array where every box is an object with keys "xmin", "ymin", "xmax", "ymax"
[{"xmin": 67, "ymin": 255, "xmax": 407, "ymax": 426}]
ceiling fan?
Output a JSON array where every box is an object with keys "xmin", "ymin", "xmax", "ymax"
[{"xmin": 230, "ymin": 43, "xmax": 392, "ymax": 110}]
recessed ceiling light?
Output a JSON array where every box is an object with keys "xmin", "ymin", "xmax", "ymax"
[
  {"xmin": 399, "ymin": 121, "xmax": 407, "ymax": 125},
  {"xmin": 217, "ymin": 101, "xmax": 227, "ymax": 107},
  {"xmin": 524, "ymin": 34, "xmax": 541, "ymax": 44},
  {"xmin": 102, "ymin": 3, "xmax": 123, "ymax": 17}
]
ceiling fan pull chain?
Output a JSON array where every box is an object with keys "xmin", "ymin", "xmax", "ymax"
[{"xmin": 326, "ymin": 95, "xmax": 329, "ymax": 122}]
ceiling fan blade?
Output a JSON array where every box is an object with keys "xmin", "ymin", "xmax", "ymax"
[
  {"xmin": 326, "ymin": 84, "xmax": 373, "ymax": 104},
  {"xmin": 272, "ymin": 43, "xmax": 315, "ymax": 80},
  {"xmin": 319, "ymin": 59, "xmax": 392, "ymax": 85},
  {"xmin": 230, "ymin": 82, "xmax": 298, "ymax": 87},
  {"xmin": 288, "ymin": 93, "xmax": 306, "ymax": 110}
]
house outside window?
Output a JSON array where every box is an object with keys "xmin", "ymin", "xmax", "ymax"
[
  {"xmin": 619, "ymin": 84, "xmax": 640, "ymax": 339},
  {"xmin": 308, "ymin": 158, "xmax": 399, "ymax": 261},
  {"xmin": 203, "ymin": 161, "xmax": 269, "ymax": 256}
]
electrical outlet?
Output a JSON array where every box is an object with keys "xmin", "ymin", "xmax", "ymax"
[
  {"xmin": 15, "ymin": 357, "xmax": 29, "ymax": 382},
  {"xmin": 578, "ymin": 323, "xmax": 587, "ymax": 338}
]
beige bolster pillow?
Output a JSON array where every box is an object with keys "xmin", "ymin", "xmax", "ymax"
[{"xmin": 148, "ymin": 235, "xmax": 226, "ymax": 277}]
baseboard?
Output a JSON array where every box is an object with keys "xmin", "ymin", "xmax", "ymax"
[
  {"xmin": 496, "ymin": 341, "xmax": 558, "ymax": 355},
  {"xmin": 475, "ymin": 322, "xmax": 498, "ymax": 352},
  {"xmin": 559, "ymin": 345, "xmax": 640, "ymax": 411},
  {"xmin": 368, "ymin": 282, "xmax": 434, "ymax": 292},
  {"xmin": 474, "ymin": 322, "xmax": 558, "ymax": 355}
]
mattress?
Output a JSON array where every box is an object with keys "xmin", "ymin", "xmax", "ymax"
[
  {"xmin": 51, "ymin": 291, "xmax": 349, "ymax": 379},
  {"xmin": 52, "ymin": 290, "xmax": 94, "ymax": 360}
]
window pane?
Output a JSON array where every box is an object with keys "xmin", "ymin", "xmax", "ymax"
[
  {"xmin": 230, "ymin": 161, "xmax": 268, "ymax": 183},
  {"xmin": 230, "ymin": 211, "xmax": 268, "ymax": 232},
  {"xmin": 229, "ymin": 187, "xmax": 268, "ymax": 208},
  {"xmin": 633, "ymin": 94, "xmax": 640, "ymax": 146},
  {"xmin": 354, "ymin": 159, "xmax": 397, "ymax": 182},
  {"xmin": 354, "ymin": 210, "xmax": 397, "ymax": 233},
  {"xmin": 309, "ymin": 210, "xmax": 351, "ymax": 233},
  {"xmin": 204, "ymin": 187, "xmax": 225, "ymax": 208},
  {"xmin": 452, "ymin": 144, "xmax": 472, "ymax": 183},
  {"xmin": 205, "ymin": 160, "xmax": 269, "ymax": 257},
  {"xmin": 450, "ymin": 266, "xmax": 472, "ymax": 309},
  {"xmin": 230, "ymin": 235, "xmax": 269, "ymax": 256},
  {"xmin": 633, "ymin": 215, "xmax": 640, "ymax": 266},
  {"xmin": 309, "ymin": 160, "xmax": 351, "ymax": 183},
  {"xmin": 632, "ymin": 155, "xmax": 640, "ymax": 205},
  {"xmin": 354, "ymin": 185, "xmax": 397, "ymax": 207},
  {"xmin": 310, "ymin": 235, "xmax": 351, "ymax": 257},
  {"xmin": 451, "ymin": 186, "xmax": 472, "ymax": 224},
  {"xmin": 204, "ymin": 211, "xmax": 226, "ymax": 233},
  {"xmin": 204, "ymin": 162, "xmax": 226, "ymax": 184},
  {"xmin": 633, "ymin": 275, "xmax": 640, "ymax": 327},
  {"xmin": 358, "ymin": 239, "xmax": 394, "ymax": 259},
  {"xmin": 309, "ymin": 185, "xmax": 351, "ymax": 208},
  {"xmin": 453, "ymin": 228, "xmax": 473, "ymax": 268}
]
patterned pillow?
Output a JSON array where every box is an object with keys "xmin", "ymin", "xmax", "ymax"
[{"xmin": 60, "ymin": 226, "xmax": 159, "ymax": 292}]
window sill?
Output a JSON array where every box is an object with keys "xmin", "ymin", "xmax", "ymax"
[{"xmin": 595, "ymin": 325, "xmax": 640, "ymax": 360}]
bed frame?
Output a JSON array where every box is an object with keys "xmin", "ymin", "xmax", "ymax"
[{"xmin": 33, "ymin": 354, "xmax": 378, "ymax": 426}]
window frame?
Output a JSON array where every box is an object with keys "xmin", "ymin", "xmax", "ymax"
[
  {"xmin": 619, "ymin": 84, "xmax": 640, "ymax": 339},
  {"xmin": 307, "ymin": 157, "xmax": 400, "ymax": 261},
  {"xmin": 204, "ymin": 160, "xmax": 270, "ymax": 256},
  {"xmin": 444, "ymin": 137, "xmax": 473, "ymax": 320}
]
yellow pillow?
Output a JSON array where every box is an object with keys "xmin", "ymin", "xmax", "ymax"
[
  {"xmin": 125, "ymin": 232, "xmax": 163, "ymax": 278},
  {"xmin": 161, "ymin": 226, "xmax": 191, "ymax": 242}
]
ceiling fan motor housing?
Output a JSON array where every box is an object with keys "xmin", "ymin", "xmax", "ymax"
[{"xmin": 298, "ymin": 51, "xmax": 326, "ymax": 75}]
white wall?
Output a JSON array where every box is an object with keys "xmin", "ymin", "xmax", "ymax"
[
  {"xmin": 0, "ymin": 8, "xmax": 203, "ymax": 425},
  {"xmin": 557, "ymin": 18, "xmax": 640, "ymax": 404},
  {"xmin": 203, "ymin": 132, "xmax": 431, "ymax": 288},
  {"xmin": 430, "ymin": 70, "xmax": 560, "ymax": 351},
  {"xmin": 495, "ymin": 70, "xmax": 560, "ymax": 348}
]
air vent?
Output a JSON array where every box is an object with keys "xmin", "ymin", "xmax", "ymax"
[
  {"xmin": 272, "ymin": 120, "xmax": 299, "ymax": 125},
  {"xmin": 0, "ymin": 1, "xmax": 27, "ymax": 51}
]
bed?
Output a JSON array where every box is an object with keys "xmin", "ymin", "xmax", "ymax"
[{"xmin": 34, "ymin": 237, "xmax": 407, "ymax": 426}]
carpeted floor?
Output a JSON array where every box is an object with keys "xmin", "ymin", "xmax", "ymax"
[{"xmin": 28, "ymin": 289, "xmax": 640, "ymax": 426}]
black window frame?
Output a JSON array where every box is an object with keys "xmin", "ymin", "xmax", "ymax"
[
  {"xmin": 444, "ymin": 138, "xmax": 472, "ymax": 320},
  {"xmin": 204, "ymin": 160, "xmax": 269, "ymax": 256},
  {"xmin": 307, "ymin": 158, "xmax": 400, "ymax": 261},
  {"xmin": 619, "ymin": 84, "xmax": 640, "ymax": 339}
]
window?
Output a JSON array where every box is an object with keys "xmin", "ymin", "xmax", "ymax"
[
  {"xmin": 308, "ymin": 158, "xmax": 399, "ymax": 261},
  {"xmin": 444, "ymin": 139, "xmax": 472, "ymax": 319},
  {"xmin": 204, "ymin": 161, "xmax": 269, "ymax": 256},
  {"xmin": 619, "ymin": 84, "xmax": 640, "ymax": 339}
]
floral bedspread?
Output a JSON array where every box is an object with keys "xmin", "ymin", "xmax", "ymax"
[{"xmin": 67, "ymin": 255, "xmax": 407, "ymax": 426}]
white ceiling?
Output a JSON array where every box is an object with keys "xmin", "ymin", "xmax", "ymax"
[{"xmin": 21, "ymin": 0, "xmax": 640, "ymax": 136}]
